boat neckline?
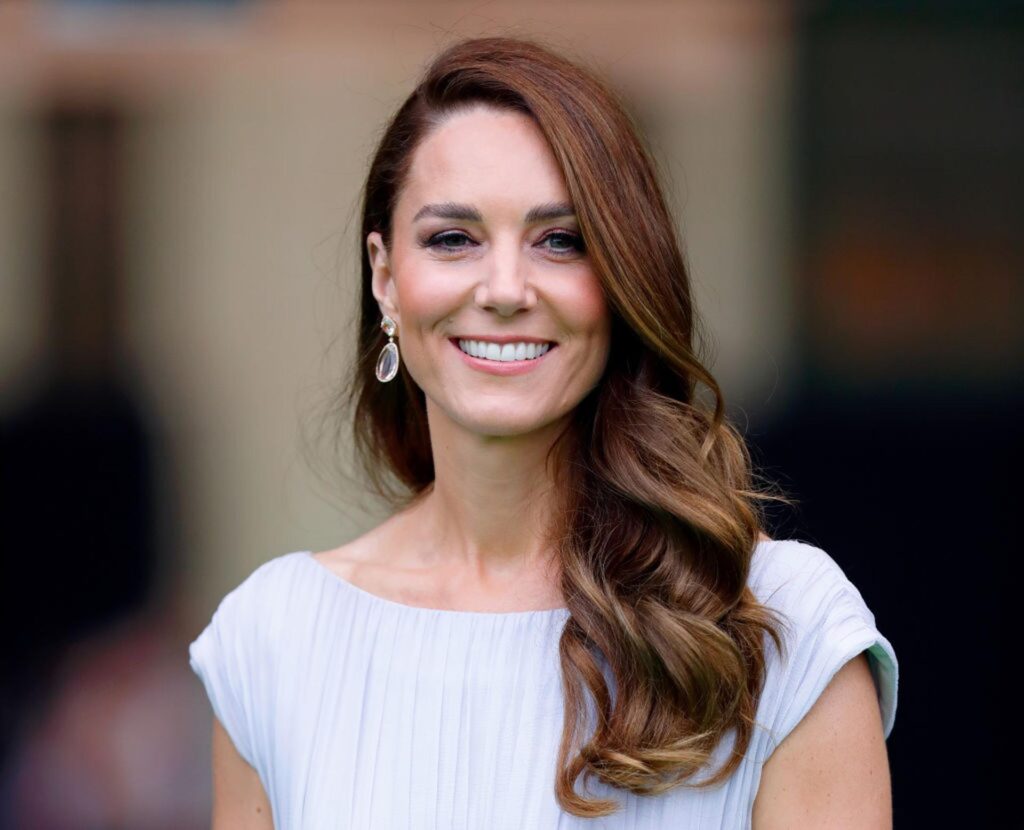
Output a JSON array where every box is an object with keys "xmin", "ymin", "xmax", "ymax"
[
  {"xmin": 297, "ymin": 539, "xmax": 777, "ymax": 619},
  {"xmin": 299, "ymin": 550, "xmax": 569, "ymax": 619}
]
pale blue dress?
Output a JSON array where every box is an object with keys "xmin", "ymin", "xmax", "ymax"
[{"xmin": 188, "ymin": 538, "xmax": 898, "ymax": 829}]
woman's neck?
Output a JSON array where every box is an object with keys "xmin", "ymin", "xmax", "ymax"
[{"xmin": 397, "ymin": 401, "xmax": 568, "ymax": 580}]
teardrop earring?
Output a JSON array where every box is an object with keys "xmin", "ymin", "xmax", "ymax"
[{"xmin": 375, "ymin": 314, "xmax": 400, "ymax": 383}]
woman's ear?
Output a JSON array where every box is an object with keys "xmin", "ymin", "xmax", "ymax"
[{"xmin": 367, "ymin": 231, "xmax": 399, "ymax": 325}]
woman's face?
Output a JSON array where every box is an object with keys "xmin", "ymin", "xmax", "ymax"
[{"xmin": 367, "ymin": 104, "xmax": 611, "ymax": 438}]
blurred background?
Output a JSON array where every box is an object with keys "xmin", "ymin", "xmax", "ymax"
[{"xmin": 0, "ymin": 0, "xmax": 1019, "ymax": 826}]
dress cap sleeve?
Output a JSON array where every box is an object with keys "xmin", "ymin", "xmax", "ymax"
[
  {"xmin": 188, "ymin": 562, "xmax": 272, "ymax": 770},
  {"xmin": 751, "ymin": 540, "xmax": 899, "ymax": 760}
]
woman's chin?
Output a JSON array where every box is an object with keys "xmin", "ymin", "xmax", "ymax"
[{"xmin": 453, "ymin": 408, "xmax": 563, "ymax": 439}]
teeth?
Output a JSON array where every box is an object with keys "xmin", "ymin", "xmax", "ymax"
[{"xmin": 457, "ymin": 339, "xmax": 552, "ymax": 362}]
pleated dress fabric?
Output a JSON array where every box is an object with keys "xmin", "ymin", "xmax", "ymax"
[{"xmin": 188, "ymin": 538, "xmax": 899, "ymax": 829}]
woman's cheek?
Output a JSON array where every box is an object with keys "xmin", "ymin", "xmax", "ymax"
[
  {"xmin": 557, "ymin": 272, "xmax": 610, "ymax": 334},
  {"xmin": 397, "ymin": 262, "xmax": 460, "ymax": 319}
]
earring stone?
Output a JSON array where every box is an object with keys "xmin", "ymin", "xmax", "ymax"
[{"xmin": 375, "ymin": 314, "xmax": 400, "ymax": 382}]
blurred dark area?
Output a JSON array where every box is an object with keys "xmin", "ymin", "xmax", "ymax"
[
  {"xmin": 0, "ymin": 106, "xmax": 187, "ymax": 826},
  {"xmin": 750, "ymin": 3, "xmax": 1022, "ymax": 826},
  {"xmin": 0, "ymin": 104, "xmax": 153, "ymax": 752}
]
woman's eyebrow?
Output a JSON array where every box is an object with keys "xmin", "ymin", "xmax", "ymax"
[
  {"xmin": 413, "ymin": 202, "xmax": 481, "ymax": 222},
  {"xmin": 525, "ymin": 201, "xmax": 576, "ymax": 223},
  {"xmin": 412, "ymin": 201, "xmax": 576, "ymax": 223}
]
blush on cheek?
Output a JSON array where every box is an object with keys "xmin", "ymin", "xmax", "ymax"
[
  {"xmin": 394, "ymin": 264, "xmax": 461, "ymax": 323},
  {"xmin": 562, "ymin": 279, "xmax": 610, "ymax": 336}
]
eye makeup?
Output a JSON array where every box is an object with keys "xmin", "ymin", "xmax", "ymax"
[{"xmin": 418, "ymin": 229, "xmax": 585, "ymax": 257}]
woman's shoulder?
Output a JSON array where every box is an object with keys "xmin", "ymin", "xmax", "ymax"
[
  {"xmin": 308, "ymin": 527, "xmax": 388, "ymax": 588},
  {"xmin": 192, "ymin": 549, "xmax": 342, "ymax": 667},
  {"xmin": 747, "ymin": 537, "xmax": 899, "ymax": 747},
  {"xmin": 747, "ymin": 536, "xmax": 881, "ymax": 651},
  {"xmin": 187, "ymin": 550, "xmax": 314, "ymax": 771},
  {"xmin": 213, "ymin": 550, "xmax": 315, "ymax": 611},
  {"xmin": 749, "ymin": 537, "xmax": 860, "ymax": 606},
  {"xmin": 204, "ymin": 522, "xmax": 409, "ymax": 634},
  {"xmin": 195, "ymin": 551, "xmax": 309, "ymax": 636}
]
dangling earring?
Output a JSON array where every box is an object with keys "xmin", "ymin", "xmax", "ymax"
[{"xmin": 375, "ymin": 314, "xmax": 399, "ymax": 383}]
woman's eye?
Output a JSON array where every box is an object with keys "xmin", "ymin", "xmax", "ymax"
[
  {"xmin": 542, "ymin": 231, "xmax": 585, "ymax": 256},
  {"xmin": 422, "ymin": 229, "xmax": 585, "ymax": 256},
  {"xmin": 426, "ymin": 231, "xmax": 474, "ymax": 251}
]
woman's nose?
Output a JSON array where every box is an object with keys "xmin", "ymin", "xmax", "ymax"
[{"xmin": 474, "ymin": 242, "xmax": 536, "ymax": 316}]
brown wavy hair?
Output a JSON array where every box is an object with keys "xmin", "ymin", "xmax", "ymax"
[{"xmin": 328, "ymin": 35, "xmax": 793, "ymax": 818}]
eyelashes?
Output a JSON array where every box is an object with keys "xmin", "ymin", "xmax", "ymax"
[{"xmin": 420, "ymin": 230, "xmax": 586, "ymax": 257}]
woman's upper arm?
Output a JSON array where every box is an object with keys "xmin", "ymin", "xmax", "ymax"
[
  {"xmin": 751, "ymin": 652, "xmax": 893, "ymax": 830},
  {"xmin": 211, "ymin": 715, "xmax": 275, "ymax": 830}
]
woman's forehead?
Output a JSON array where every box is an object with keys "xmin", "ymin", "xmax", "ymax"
[{"xmin": 398, "ymin": 108, "xmax": 570, "ymax": 217}]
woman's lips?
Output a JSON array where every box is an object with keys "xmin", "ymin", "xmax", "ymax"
[{"xmin": 449, "ymin": 337, "xmax": 557, "ymax": 376}]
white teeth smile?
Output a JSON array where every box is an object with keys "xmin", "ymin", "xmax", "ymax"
[{"xmin": 457, "ymin": 339, "xmax": 553, "ymax": 362}]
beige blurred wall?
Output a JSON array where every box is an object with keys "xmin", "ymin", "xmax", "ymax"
[{"xmin": 0, "ymin": 2, "xmax": 797, "ymax": 615}]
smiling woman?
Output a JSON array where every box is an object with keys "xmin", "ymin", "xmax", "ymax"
[
  {"xmin": 364, "ymin": 102, "xmax": 612, "ymax": 440},
  {"xmin": 188, "ymin": 34, "xmax": 898, "ymax": 829}
]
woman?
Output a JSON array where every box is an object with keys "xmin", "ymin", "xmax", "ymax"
[{"xmin": 189, "ymin": 36, "xmax": 898, "ymax": 828}]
